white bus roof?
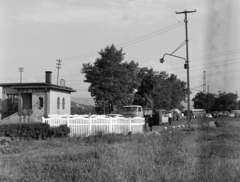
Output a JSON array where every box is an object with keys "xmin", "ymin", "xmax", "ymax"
[{"xmin": 123, "ymin": 105, "xmax": 142, "ymax": 108}]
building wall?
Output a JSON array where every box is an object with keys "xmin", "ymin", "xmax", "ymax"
[
  {"xmin": 1, "ymin": 87, "xmax": 72, "ymax": 121},
  {"xmin": 49, "ymin": 90, "xmax": 71, "ymax": 115},
  {"xmin": 30, "ymin": 92, "xmax": 46, "ymax": 122}
]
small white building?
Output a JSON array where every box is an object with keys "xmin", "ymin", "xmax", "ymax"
[{"xmin": 0, "ymin": 71, "xmax": 76, "ymax": 123}]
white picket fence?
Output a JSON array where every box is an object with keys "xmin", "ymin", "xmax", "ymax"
[{"xmin": 42, "ymin": 116, "xmax": 145, "ymax": 137}]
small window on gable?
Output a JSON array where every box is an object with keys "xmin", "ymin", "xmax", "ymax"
[
  {"xmin": 38, "ymin": 97, "xmax": 44, "ymax": 109},
  {"xmin": 57, "ymin": 97, "xmax": 60, "ymax": 109},
  {"xmin": 62, "ymin": 98, "xmax": 65, "ymax": 110}
]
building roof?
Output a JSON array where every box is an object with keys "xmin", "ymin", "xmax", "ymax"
[{"xmin": 0, "ymin": 82, "xmax": 76, "ymax": 93}]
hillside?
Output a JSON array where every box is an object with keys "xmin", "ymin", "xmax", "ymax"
[
  {"xmin": 71, "ymin": 97, "xmax": 94, "ymax": 106},
  {"xmin": 71, "ymin": 100, "xmax": 95, "ymax": 114}
]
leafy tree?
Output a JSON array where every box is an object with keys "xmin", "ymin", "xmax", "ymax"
[
  {"xmin": 81, "ymin": 45, "xmax": 140, "ymax": 113},
  {"xmin": 192, "ymin": 92, "xmax": 205, "ymax": 109},
  {"xmin": 192, "ymin": 92, "xmax": 216, "ymax": 112},
  {"xmin": 214, "ymin": 91, "xmax": 238, "ymax": 111},
  {"xmin": 133, "ymin": 67, "xmax": 156, "ymax": 108},
  {"xmin": 192, "ymin": 91, "xmax": 238, "ymax": 112},
  {"xmin": 133, "ymin": 68, "xmax": 187, "ymax": 110},
  {"xmin": 167, "ymin": 74, "xmax": 187, "ymax": 110}
]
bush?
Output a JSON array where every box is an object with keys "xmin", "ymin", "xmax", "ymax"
[
  {"xmin": 0, "ymin": 123, "xmax": 70, "ymax": 140},
  {"xmin": 48, "ymin": 125, "xmax": 70, "ymax": 138},
  {"xmin": 0, "ymin": 122, "xmax": 50, "ymax": 140}
]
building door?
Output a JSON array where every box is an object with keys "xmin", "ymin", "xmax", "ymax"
[{"xmin": 22, "ymin": 93, "xmax": 32, "ymax": 110}]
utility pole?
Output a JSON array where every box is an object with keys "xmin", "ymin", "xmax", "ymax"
[
  {"xmin": 56, "ymin": 59, "xmax": 62, "ymax": 85},
  {"xmin": 176, "ymin": 10, "xmax": 196, "ymax": 127},
  {"xmin": 208, "ymin": 85, "xmax": 210, "ymax": 113},
  {"xmin": 236, "ymin": 91, "xmax": 238, "ymax": 109},
  {"xmin": 19, "ymin": 67, "xmax": 24, "ymax": 83},
  {"xmin": 203, "ymin": 71, "xmax": 206, "ymax": 112}
]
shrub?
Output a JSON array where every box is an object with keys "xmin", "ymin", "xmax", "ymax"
[
  {"xmin": 0, "ymin": 122, "xmax": 50, "ymax": 140},
  {"xmin": 48, "ymin": 125, "xmax": 70, "ymax": 138},
  {"xmin": 0, "ymin": 123, "xmax": 71, "ymax": 140}
]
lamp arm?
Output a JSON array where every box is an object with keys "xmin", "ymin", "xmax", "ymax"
[{"xmin": 162, "ymin": 53, "xmax": 186, "ymax": 62}]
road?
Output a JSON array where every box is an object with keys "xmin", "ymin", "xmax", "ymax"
[{"xmin": 150, "ymin": 118, "xmax": 189, "ymax": 132}]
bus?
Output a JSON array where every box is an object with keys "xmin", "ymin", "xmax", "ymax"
[{"xmin": 191, "ymin": 109, "xmax": 205, "ymax": 118}]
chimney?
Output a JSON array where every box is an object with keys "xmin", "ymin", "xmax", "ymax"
[{"xmin": 45, "ymin": 71, "xmax": 52, "ymax": 84}]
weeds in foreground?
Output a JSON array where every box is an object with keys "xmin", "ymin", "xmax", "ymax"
[{"xmin": 0, "ymin": 118, "xmax": 240, "ymax": 181}]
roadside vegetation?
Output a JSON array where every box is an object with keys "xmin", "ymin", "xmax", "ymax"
[{"xmin": 0, "ymin": 118, "xmax": 240, "ymax": 182}]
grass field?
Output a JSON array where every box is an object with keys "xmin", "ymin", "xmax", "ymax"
[{"xmin": 0, "ymin": 117, "xmax": 240, "ymax": 182}]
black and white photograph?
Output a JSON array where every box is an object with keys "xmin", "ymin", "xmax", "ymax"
[{"xmin": 0, "ymin": 0, "xmax": 240, "ymax": 181}]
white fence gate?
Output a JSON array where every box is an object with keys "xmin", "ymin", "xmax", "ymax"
[{"xmin": 42, "ymin": 116, "xmax": 145, "ymax": 136}]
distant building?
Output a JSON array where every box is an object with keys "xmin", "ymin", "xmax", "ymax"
[{"xmin": 0, "ymin": 71, "xmax": 76, "ymax": 123}]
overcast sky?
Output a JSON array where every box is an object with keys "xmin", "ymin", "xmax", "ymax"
[{"xmin": 0, "ymin": 0, "xmax": 240, "ymax": 107}]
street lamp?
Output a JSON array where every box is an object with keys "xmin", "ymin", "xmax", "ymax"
[
  {"xmin": 160, "ymin": 53, "xmax": 188, "ymax": 68},
  {"xmin": 160, "ymin": 53, "xmax": 191, "ymax": 127}
]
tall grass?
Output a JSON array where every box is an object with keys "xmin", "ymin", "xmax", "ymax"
[{"xmin": 0, "ymin": 118, "xmax": 240, "ymax": 181}]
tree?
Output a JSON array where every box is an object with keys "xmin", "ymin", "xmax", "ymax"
[
  {"xmin": 192, "ymin": 92, "xmax": 205, "ymax": 109},
  {"xmin": 133, "ymin": 68, "xmax": 187, "ymax": 110},
  {"xmin": 192, "ymin": 91, "xmax": 238, "ymax": 112},
  {"xmin": 81, "ymin": 45, "xmax": 140, "ymax": 113},
  {"xmin": 133, "ymin": 67, "xmax": 156, "ymax": 108},
  {"xmin": 192, "ymin": 92, "xmax": 216, "ymax": 112},
  {"xmin": 214, "ymin": 91, "xmax": 238, "ymax": 111},
  {"xmin": 167, "ymin": 74, "xmax": 187, "ymax": 110}
]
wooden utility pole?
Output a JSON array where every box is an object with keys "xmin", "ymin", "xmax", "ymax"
[
  {"xmin": 203, "ymin": 71, "xmax": 206, "ymax": 111},
  {"xmin": 176, "ymin": 10, "xmax": 196, "ymax": 127},
  {"xmin": 56, "ymin": 59, "xmax": 62, "ymax": 85},
  {"xmin": 208, "ymin": 85, "xmax": 210, "ymax": 113}
]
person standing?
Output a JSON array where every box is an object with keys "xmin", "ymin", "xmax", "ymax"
[{"xmin": 168, "ymin": 111, "xmax": 173, "ymax": 125}]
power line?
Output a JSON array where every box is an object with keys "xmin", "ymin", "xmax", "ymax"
[
  {"xmin": 106, "ymin": 0, "xmax": 182, "ymax": 11},
  {"xmin": 3, "ymin": 57, "xmax": 239, "ymax": 83},
  {"xmin": 116, "ymin": 24, "xmax": 182, "ymax": 48},
  {"xmin": 60, "ymin": 22, "xmax": 182, "ymax": 61},
  {"xmin": 174, "ymin": 58, "xmax": 240, "ymax": 74},
  {"xmin": 142, "ymin": 49, "xmax": 240, "ymax": 67},
  {"xmin": 190, "ymin": 85, "xmax": 204, "ymax": 89}
]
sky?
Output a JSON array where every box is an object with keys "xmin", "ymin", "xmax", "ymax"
[{"xmin": 0, "ymin": 0, "xmax": 240, "ymax": 108}]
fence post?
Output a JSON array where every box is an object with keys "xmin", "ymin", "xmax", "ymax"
[
  {"xmin": 89, "ymin": 117, "xmax": 92, "ymax": 136},
  {"xmin": 129, "ymin": 117, "xmax": 132, "ymax": 132},
  {"xmin": 67, "ymin": 117, "xmax": 70, "ymax": 127},
  {"xmin": 109, "ymin": 117, "xmax": 112, "ymax": 133}
]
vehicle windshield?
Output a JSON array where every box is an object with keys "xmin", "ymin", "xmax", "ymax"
[{"xmin": 122, "ymin": 107, "xmax": 138, "ymax": 112}]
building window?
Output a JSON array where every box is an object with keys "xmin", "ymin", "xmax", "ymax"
[
  {"xmin": 7, "ymin": 94, "xmax": 18, "ymax": 112},
  {"xmin": 62, "ymin": 98, "xmax": 65, "ymax": 110},
  {"xmin": 38, "ymin": 97, "xmax": 44, "ymax": 109},
  {"xmin": 57, "ymin": 97, "xmax": 60, "ymax": 109}
]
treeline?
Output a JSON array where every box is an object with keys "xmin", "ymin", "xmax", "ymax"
[
  {"xmin": 81, "ymin": 45, "xmax": 187, "ymax": 114},
  {"xmin": 192, "ymin": 91, "xmax": 239, "ymax": 112}
]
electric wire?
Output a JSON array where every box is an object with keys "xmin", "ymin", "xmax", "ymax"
[
  {"xmin": 61, "ymin": 22, "xmax": 182, "ymax": 61},
  {"xmin": 170, "ymin": 41, "xmax": 186, "ymax": 55},
  {"xmin": 106, "ymin": 0, "xmax": 182, "ymax": 12}
]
